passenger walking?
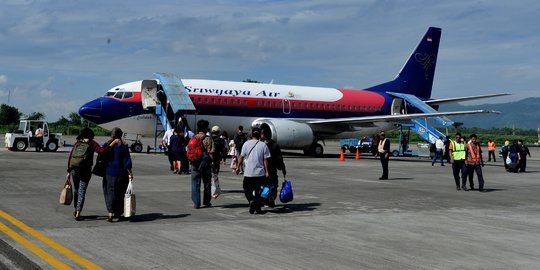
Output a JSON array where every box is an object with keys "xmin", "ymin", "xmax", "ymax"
[
  {"xmin": 220, "ymin": 131, "xmax": 229, "ymax": 165},
  {"xmin": 377, "ymin": 131, "xmax": 390, "ymax": 180},
  {"xmin": 67, "ymin": 128, "xmax": 118, "ymax": 221},
  {"xmin": 449, "ymin": 133, "xmax": 468, "ymax": 191},
  {"xmin": 235, "ymin": 127, "xmax": 271, "ymax": 214},
  {"xmin": 466, "ymin": 134, "xmax": 485, "ymax": 192},
  {"xmin": 169, "ymin": 127, "xmax": 185, "ymax": 174},
  {"xmin": 507, "ymin": 140, "xmax": 521, "ymax": 173},
  {"xmin": 501, "ymin": 140, "xmax": 510, "ymax": 170},
  {"xmin": 162, "ymin": 126, "xmax": 174, "ymax": 171},
  {"xmin": 432, "ymin": 136, "xmax": 445, "ymax": 166},
  {"xmin": 189, "ymin": 120, "xmax": 214, "ymax": 209},
  {"xmin": 233, "ymin": 126, "xmax": 248, "ymax": 174},
  {"xmin": 487, "ymin": 138, "xmax": 497, "ymax": 162},
  {"xmin": 518, "ymin": 139, "xmax": 531, "ymax": 172},
  {"xmin": 103, "ymin": 127, "xmax": 133, "ymax": 222},
  {"xmin": 261, "ymin": 128, "xmax": 287, "ymax": 208}
]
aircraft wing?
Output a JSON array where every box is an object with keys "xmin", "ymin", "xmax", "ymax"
[
  {"xmin": 306, "ymin": 110, "xmax": 500, "ymax": 126},
  {"xmin": 425, "ymin": 93, "xmax": 511, "ymax": 106}
]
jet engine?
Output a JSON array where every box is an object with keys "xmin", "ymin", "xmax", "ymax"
[{"xmin": 251, "ymin": 118, "xmax": 314, "ymax": 150}]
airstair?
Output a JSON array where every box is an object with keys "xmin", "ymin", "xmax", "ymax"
[
  {"xmin": 141, "ymin": 73, "xmax": 196, "ymax": 152},
  {"xmin": 388, "ymin": 92, "xmax": 451, "ymax": 156}
]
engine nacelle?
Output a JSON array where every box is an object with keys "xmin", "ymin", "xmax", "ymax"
[{"xmin": 252, "ymin": 118, "xmax": 314, "ymax": 150}]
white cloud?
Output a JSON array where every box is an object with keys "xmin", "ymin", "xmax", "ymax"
[
  {"xmin": 0, "ymin": 75, "xmax": 6, "ymax": 84},
  {"xmin": 39, "ymin": 89, "xmax": 53, "ymax": 98}
]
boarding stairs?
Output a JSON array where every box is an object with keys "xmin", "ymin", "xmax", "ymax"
[{"xmin": 141, "ymin": 73, "xmax": 196, "ymax": 152}]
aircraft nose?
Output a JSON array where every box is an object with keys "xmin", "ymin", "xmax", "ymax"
[{"xmin": 79, "ymin": 98, "xmax": 103, "ymax": 124}]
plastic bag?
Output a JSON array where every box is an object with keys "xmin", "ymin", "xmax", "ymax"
[
  {"xmin": 124, "ymin": 180, "xmax": 136, "ymax": 218},
  {"xmin": 279, "ymin": 180, "xmax": 293, "ymax": 203}
]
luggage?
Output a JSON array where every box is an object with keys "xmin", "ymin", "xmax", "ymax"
[
  {"xmin": 59, "ymin": 174, "xmax": 73, "ymax": 205},
  {"xmin": 259, "ymin": 184, "xmax": 274, "ymax": 200},
  {"xmin": 124, "ymin": 181, "xmax": 136, "ymax": 218},
  {"xmin": 279, "ymin": 180, "xmax": 293, "ymax": 203},
  {"xmin": 508, "ymin": 162, "xmax": 519, "ymax": 173}
]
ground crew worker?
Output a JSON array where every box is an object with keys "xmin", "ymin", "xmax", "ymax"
[
  {"xmin": 377, "ymin": 131, "xmax": 390, "ymax": 180},
  {"xmin": 35, "ymin": 125, "xmax": 44, "ymax": 151},
  {"xmin": 466, "ymin": 134, "xmax": 485, "ymax": 192},
  {"xmin": 449, "ymin": 132, "xmax": 468, "ymax": 191},
  {"xmin": 487, "ymin": 138, "xmax": 496, "ymax": 162}
]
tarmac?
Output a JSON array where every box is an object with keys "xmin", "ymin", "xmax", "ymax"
[{"xmin": 1, "ymin": 137, "xmax": 539, "ymax": 270}]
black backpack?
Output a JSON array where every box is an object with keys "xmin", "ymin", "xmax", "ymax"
[
  {"xmin": 234, "ymin": 133, "xmax": 247, "ymax": 150},
  {"xmin": 212, "ymin": 136, "xmax": 224, "ymax": 159}
]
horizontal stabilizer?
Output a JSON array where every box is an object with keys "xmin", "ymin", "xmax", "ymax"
[
  {"xmin": 307, "ymin": 110, "xmax": 500, "ymax": 126},
  {"xmin": 426, "ymin": 93, "xmax": 511, "ymax": 106}
]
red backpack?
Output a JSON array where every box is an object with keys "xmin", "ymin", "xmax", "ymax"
[{"xmin": 186, "ymin": 136, "xmax": 205, "ymax": 161}]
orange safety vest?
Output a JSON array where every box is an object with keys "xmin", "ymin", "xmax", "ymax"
[
  {"xmin": 466, "ymin": 143, "xmax": 482, "ymax": 165},
  {"xmin": 488, "ymin": 141, "xmax": 495, "ymax": 151}
]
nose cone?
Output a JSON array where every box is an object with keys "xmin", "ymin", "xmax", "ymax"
[{"xmin": 79, "ymin": 98, "xmax": 103, "ymax": 124}]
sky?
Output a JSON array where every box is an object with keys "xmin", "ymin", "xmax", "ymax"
[{"xmin": 0, "ymin": 0, "xmax": 539, "ymax": 122}]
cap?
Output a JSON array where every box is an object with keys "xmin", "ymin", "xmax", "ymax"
[
  {"xmin": 251, "ymin": 127, "xmax": 261, "ymax": 136},
  {"xmin": 211, "ymin": 125, "xmax": 221, "ymax": 133},
  {"xmin": 380, "ymin": 131, "xmax": 385, "ymax": 135}
]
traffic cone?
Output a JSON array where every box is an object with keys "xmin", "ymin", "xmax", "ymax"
[
  {"xmin": 340, "ymin": 149, "xmax": 345, "ymax": 161},
  {"xmin": 355, "ymin": 149, "xmax": 361, "ymax": 160}
]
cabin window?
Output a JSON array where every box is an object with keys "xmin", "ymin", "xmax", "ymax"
[
  {"xmin": 337, "ymin": 105, "xmax": 341, "ymax": 110},
  {"xmin": 256, "ymin": 101, "xmax": 260, "ymax": 106},
  {"xmin": 212, "ymin": 98, "xmax": 215, "ymax": 104},
  {"xmin": 231, "ymin": 99, "xmax": 235, "ymax": 105},
  {"xmin": 204, "ymin": 98, "xmax": 208, "ymax": 104},
  {"xmin": 218, "ymin": 99, "xmax": 222, "ymax": 104},
  {"xmin": 292, "ymin": 102, "xmax": 296, "ymax": 108},
  {"xmin": 316, "ymin": 104, "xmax": 320, "ymax": 109},
  {"xmin": 197, "ymin": 97, "xmax": 202, "ymax": 103},
  {"xmin": 224, "ymin": 99, "xmax": 228, "ymax": 105},
  {"xmin": 237, "ymin": 99, "xmax": 241, "ymax": 105},
  {"xmin": 348, "ymin": 105, "xmax": 352, "ymax": 110},
  {"xmin": 310, "ymin": 103, "xmax": 314, "ymax": 109},
  {"xmin": 244, "ymin": 100, "xmax": 248, "ymax": 106},
  {"xmin": 298, "ymin": 103, "xmax": 302, "ymax": 109}
]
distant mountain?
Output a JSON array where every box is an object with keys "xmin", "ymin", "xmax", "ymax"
[{"xmin": 438, "ymin": 97, "xmax": 540, "ymax": 130}]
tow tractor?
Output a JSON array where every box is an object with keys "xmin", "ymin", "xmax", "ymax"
[{"xmin": 4, "ymin": 120, "xmax": 62, "ymax": 152}]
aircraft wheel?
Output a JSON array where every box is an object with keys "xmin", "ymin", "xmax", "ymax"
[
  {"xmin": 45, "ymin": 140, "xmax": 59, "ymax": 152},
  {"xmin": 131, "ymin": 143, "xmax": 143, "ymax": 153},
  {"xmin": 14, "ymin": 139, "xmax": 28, "ymax": 151},
  {"xmin": 313, "ymin": 143, "xmax": 324, "ymax": 156}
]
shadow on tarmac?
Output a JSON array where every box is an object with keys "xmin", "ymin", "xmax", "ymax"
[
  {"xmin": 130, "ymin": 213, "xmax": 191, "ymax": 222},
  {"xmin": 220, "ymin": 202, "xmax": 321, "ymax": 214}
]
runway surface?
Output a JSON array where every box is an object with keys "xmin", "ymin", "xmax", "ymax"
[{"xmin": 1, "ymin": 139, "xmax": 539, "ymax": 269}]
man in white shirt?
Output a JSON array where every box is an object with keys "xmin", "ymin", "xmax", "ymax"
[
  {"xmin": 162, "ymin": 127, "xmax": 174, "ymax": 171},
  {"xmin": 432, "ymin": 136, "xmax": 445, "ymax": 166},
  {"xmin": 235, "ymin": 127, "xmax": 271, "ymax": 214}
]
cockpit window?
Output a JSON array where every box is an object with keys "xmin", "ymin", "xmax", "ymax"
[
  {"xmin": 105, "ymin": 91, "xmax": 134, "ymax": 100},
  {"xmin": 114, "ymin": 92, "xmax": 124, "ymax": 99}
]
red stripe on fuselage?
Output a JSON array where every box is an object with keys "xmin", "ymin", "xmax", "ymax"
[{"xmin": 123, "ymin": 88, "xmax": 386, "ymax": 112}]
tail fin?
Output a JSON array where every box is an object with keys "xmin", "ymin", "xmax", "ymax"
[{"xmin": 368, "ymin": 27, "xmax": 441, "ymax": 99}]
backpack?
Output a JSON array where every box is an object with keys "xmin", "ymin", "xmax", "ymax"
[
  {"xmin": 234, "ymin": 133, "xmax": 247, "ymax": 150},
  {"xmin": 70, "ymin": 141, "xmax": 91, "ymax": 168},
  {"xmin": 186, "ymin": 136, "xmax": 206, "ymax": 161},
  {"xmin": 212, "ymin": 136, "xmax": 224, "ymax": 159}
]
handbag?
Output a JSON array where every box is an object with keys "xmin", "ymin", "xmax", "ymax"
[
  {"xmin": 92, "ymin": 153, "xmax": 107, "ymax": 177},
  {"xmin": 59, "ymin": 174, "xmax": 73, "ymax": 205},
  {"xmin": 124, "ymin": 180, "xmax": 136, "ymax": 218},
  {"xmin": 211, "ymin": 174, "xmax": 221, "ymax": 199},
  {"xmin": 279, "ymin": 179, "xmax": 293, "ymax": 203}
]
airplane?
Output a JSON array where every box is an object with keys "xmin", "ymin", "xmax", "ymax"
[{"xmin": 79, "ymin": 27, "xmax": 508, "ymax": 155}]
